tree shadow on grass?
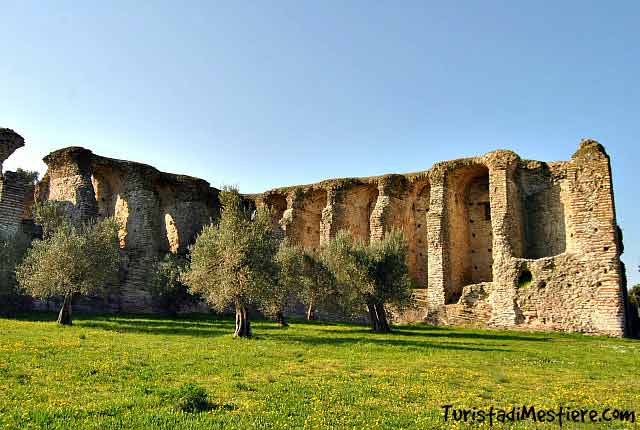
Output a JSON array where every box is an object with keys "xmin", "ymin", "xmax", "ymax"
[
  {"xmin": 76, "ymin": 319, "xmax": 235, "ymax": 337},
  {"xmin": 6, "ymin": 313, "xmax": 547, "ymax": 347},
  {"xmin": 263, "ymin": 333, "xmax": 517, "ymax": 353},
  {"xmin": 317, "ymin": 325, "xmax": 551, "ymax": 343},
  {"xmin": 9, "ymin": 312, "xmax": 236, "ymax": 337}
]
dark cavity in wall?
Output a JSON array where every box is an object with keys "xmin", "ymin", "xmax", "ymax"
[
  {"xmin": 521, "ymin": 168, "xmax": 567, "ymax": 259},
  {"xmin": 446, "ymin": 164, "xmax": 493, "ymax": 304}
]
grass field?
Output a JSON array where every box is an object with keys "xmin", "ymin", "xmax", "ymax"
[{"xmin": 1, "ymin": 314, "xmax": 639, "ymax": 429}]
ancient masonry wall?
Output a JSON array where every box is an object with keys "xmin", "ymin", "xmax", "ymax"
[
  {"xmin": 257, "ymin": 141, "xmax": 626, "ymax": 336},
  {"xmin": 0, "ymin": 129, "xmax": 34, "ymax": 239},
  {"xmin": 1, "ymin": 129, "xmax": 627, "ymax": 336},
  {"xmin": 35, "ymin": 147, "xmax": 220, "ymax": 313}
]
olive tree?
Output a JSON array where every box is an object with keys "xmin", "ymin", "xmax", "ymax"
[
  {"xmin": 0, "ymin": 232, "xmax": 31, "ymax": 315},
  {"xmin": 150, "ymin": 253, "xmax": 196, "ymax": 316},
  {"xmin": 16, "ymin": 201, "xmax": 120, "ymax": 325},
  {"xmin": 182, "ymin": 187, "xmax": 278, "ymax": 338},
  {"xmin": 299, "ymin": 249, "xmax": 336, "ymax": 320},
  {"xmin": 264, "ymin": 241, "xmax": 304, "ymax": 327},
  {"xmin": 630, "ymin": 284, "xmax": 640, "ymax": 311},
  {"xmin": 322, "ymin": 229, "xmax": 414, "ymax": 333},
  {"xmin": 320, "ymin": 230, "xmax": 373, "ymax": 321},
  {"xmin": 364, "ymin": 229, "xmax": 414, "ymax": 332}
]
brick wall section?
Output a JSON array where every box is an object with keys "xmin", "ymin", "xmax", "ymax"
[
  {"xmin": 564, "ymin": 141, "xmax": 624, "ymax": 335},
  {"xmin": 39, "ymin": 147, "xmax": 219, "ymax": 313},
  {"xmin": 256, "ymin": 140, "xmax": 626, "ymax": 336},
  {"xmin": 425, "ymin": 168, "xmax": 446, "ymax": 318},
  {"xmin": 43, "ymin": 148, "xmax": 98, "ymax": 224},
  {"xmin": 24, "ymin": 138, "xmax": 627, "ymax": 336},
  {"xmin": 484, "ymin": 151, "xmax": 521, "ymax": 328},
  {"xmin": 0, "ymin": 129, "xmax": 29, "ymax": 237},
  {"xmin": 0, "ymin": 129, "xmax": 25, "ymax": 176},
  {"xmin": 0, "ymin": 172, "xmax": 34, "ymax": 236}
]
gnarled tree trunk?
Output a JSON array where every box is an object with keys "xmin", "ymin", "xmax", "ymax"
[
  {"xmin": 57, "ymin": 294, "xmax": 73, "ymax": 326},
  {"xmin": 234, "ymin": 302, "xmax": 252, "ymax": 338},
  {"xmin": 275, "ymin": 310, "xmax": 288, "ymax": 327},
  {"xmin": 368, "ymin": 302, "xmax": 391, "ymax": 333}
]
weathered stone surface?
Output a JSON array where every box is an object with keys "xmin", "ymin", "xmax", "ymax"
[
  {"xmin": 255, "ymin": 140, "xmax": 626, "ymax": 336},
  {"xmin": 1, "ymin": 131, "xmax": 627, "ymax": 336},
  {"xmin": 36, "ymin": 147, "xmax": 220, "ymax": 313},
  {"xmin": 0, "ymin": 129, "xmax": 33, "ymax": 237},
  {"xmin": 0, "ymin": 129, "xmax": 25, "ymax": 174}
]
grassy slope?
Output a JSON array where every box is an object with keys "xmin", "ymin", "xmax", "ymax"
[{"xmin": 0, "ymin": 314, "xmax": 639, "ymax": 429}]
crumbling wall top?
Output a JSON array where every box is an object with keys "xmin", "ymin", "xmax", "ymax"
[
  {"xmin": 42, "ymin": 146, "xmax": 218, "ymax": 197},
  {"xmin": 0, "ymin": 128, "xmax": 25, "ymax": 168},
  {"xmin": 572, "ymin": 138, "xmax": 608, "ymax": 160}
]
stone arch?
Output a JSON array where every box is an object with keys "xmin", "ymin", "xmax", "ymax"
[
  {"xmin": 342, "ymin": 184, "xmax": 379, "ymax": 243},
  {"xmin": 446, "ymin": 164, "xmax": 492, "ymax": 303},
  {"xmin": 300, "ymin": 190, "xmax": 326, "ymax": 252},
  {"xmin": 263, "ymin": 193, "xmax": 287, "ymax": 238},
  {"xmin": 91, "ymin": 167, "xmax": 127, "ymax": 248}
]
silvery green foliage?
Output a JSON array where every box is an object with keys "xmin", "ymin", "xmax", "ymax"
[
  {"xmin": 16, "ymin": 206, "xmax": 120, "ymax": 300},
  {"xmin": 298, "ymin": 248, "xmax": 336, "ymax": 316},
  {"xmin": 319, "ymin": 230, "xmax": 373, "ymax": 317},
  {"xmin": 630, "ymin": 284, "xmax": 640, "ymax": 307},
  {"xmin": 262, "ymin": 241, "xmax": 304, "ymax": 319},
  {"xmin": 320, "ymin": 228, "xmax": 414, "ymax": 318},
  {"xmin": 151, "ymin": 253, "xmax": 187, "ymax": 296},
  {"xmin": 182, "ymin": 187, "xmax": 279, "ymax": 312},
  {"xmin": 366, "ymin": 228, "xmax": 415, "ymax": 312},
  {"xmin": 33, "ymin": 200, "xmax": 74, "ymax": 239}
]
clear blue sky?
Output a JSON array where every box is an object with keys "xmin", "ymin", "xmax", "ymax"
[{"xmin": 1, "ymin": 1, "xmax": 638, "ymax": 286}]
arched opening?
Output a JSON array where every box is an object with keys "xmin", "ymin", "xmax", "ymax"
[
  {"xmin": 446, "ymin": 164, "xmax": 493, "ymax": 303},
  {"xmin": 341, "ymin": 184, "xmax": 379, "ymax": 243},
  {"xmin": 91, "ymin": 168, "xmax": 126, "ymax": 249},
  {"xmin": 264, "ymin": 193, "xmax": 287, "ymax": 238},
  {"xmin": 299, "ymin": 189, "xmax": 327, "ymax": 252},
  {"xmin": 91, "ymin": 173, "xmax": 115, "ymax": 219},
  {"xmin": 517, "ymin": 270, "xmax": 533, "ymax": 288}
]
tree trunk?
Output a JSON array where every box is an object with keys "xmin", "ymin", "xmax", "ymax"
[
  {"xmin": 306, "ymin": 300, "xmax": 317, "ymax": 321},
  {"xmin": 368, "ymin": 302, "xmax": 391, "ymax": 333},
  {"xmin": 368, "ymin": 303, "xmax": 378, "ymax": 331},
  {"xmin": 57, "ymin": 294, "xmax": 73, "ymax": 326},
  {"xmin": 375, "ymin": 303, "xmax": 391, "ymax": 333},
  {"xmin": 234, "ymin": 302, "xmax": 252, "ymax": 338},
  {"xmin": 275, "ymin": 310, "xmax": 288, "ymax": 327}
]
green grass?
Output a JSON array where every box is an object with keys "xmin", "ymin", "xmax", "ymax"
[{"xmin": 0, "ymin": 313, "xmax": 639, "ymax": 429}]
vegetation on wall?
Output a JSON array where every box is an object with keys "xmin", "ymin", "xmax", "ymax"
[{"xmin": 13, "ymin": 168, "xmax": 39, "ymax": 185}]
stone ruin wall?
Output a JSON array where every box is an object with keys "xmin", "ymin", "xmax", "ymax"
[
  {"xmin": 0, "ymin": 130, "xmax": 35, "ymax": 240},
  {"xmin": 32, "ymin": 146, "xmax": 219, "ymax": 314},
  {"xmin": 256, "ymin": 141, "xmax": 626, "ymax": 337},
  {"xmin": 0, "ymin": 129, "xmax": 627, "ymax": 336}
]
